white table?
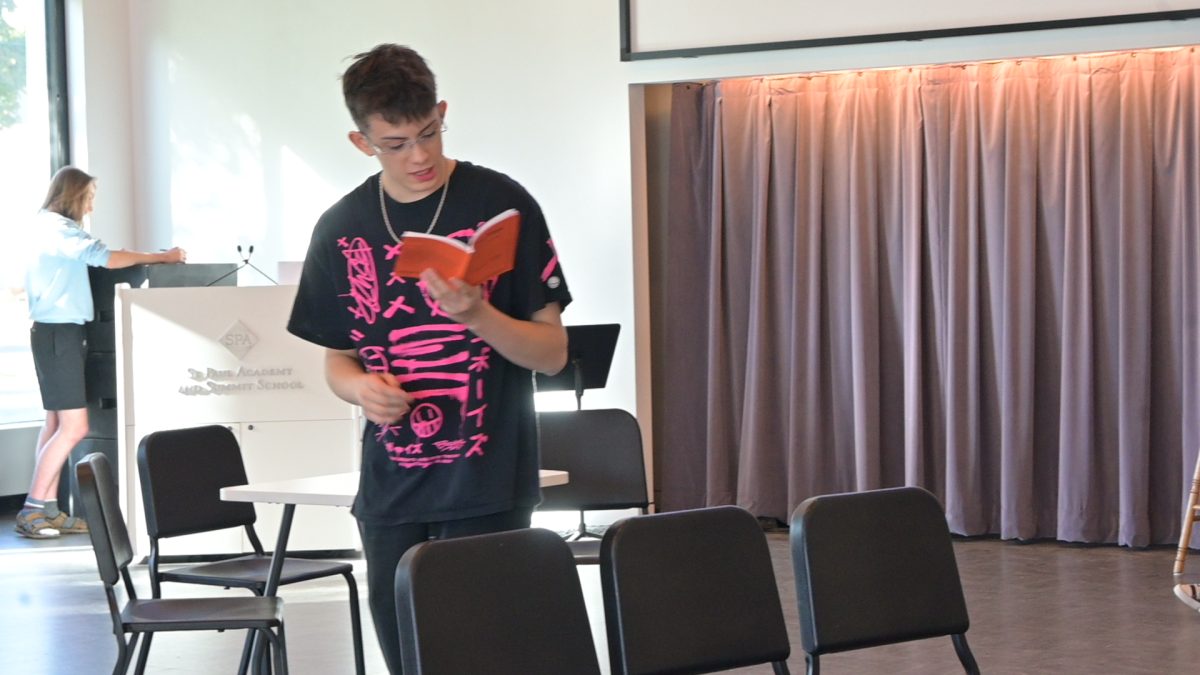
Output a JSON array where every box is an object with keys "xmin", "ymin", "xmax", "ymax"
[
  {"xmin": 221, "ymin": 468, "xmax": 569, "ymax": 670},
  {"xmin": 221, "ymin": 468, "xmax": 569, "ymax": 594},
  {"xmin": 223, "ymin": 469, "xmax": 568, "ymax": 509}
]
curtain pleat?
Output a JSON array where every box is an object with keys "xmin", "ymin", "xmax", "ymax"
[
  {"xmin": 659, "ymin": 46, "xmax": 1200, "ymax": 546},
  {"xmin": 658, "ymin": 83, "xmax": 714, "ymax": 513}
]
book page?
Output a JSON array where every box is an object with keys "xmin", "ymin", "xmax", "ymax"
[{"xmin": 463, "ymin": 210, "xmax": 521, "ymax": 285}]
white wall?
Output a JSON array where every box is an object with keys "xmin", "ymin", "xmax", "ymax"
[
  {"xmin": 68, "ymin": 0, "xmax": 136, "ymax": 246},
  {"xmin": 71, "ymin": 0, "xmax": 1200, "ymax": 424}
]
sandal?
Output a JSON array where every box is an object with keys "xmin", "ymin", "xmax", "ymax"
[
  {"xmin": 47, "ymin": 511, "xmax": 89, "ymax": 534},
  {"xmin": 14, "ymin": 509, "xmax": 61, "ymax": 539}
]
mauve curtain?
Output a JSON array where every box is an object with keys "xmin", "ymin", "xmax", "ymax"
[{"xmin": 658, "ymin": 47, "xmax": 1200, "ymax": 546}]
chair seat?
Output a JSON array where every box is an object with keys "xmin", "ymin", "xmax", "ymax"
[
  {"xmin": 123, "ymin": 596, "xmax": 284, "ymax": 631},
  {"xmin": 567, "ymin": 538, "xmax": 601, "ymax": 565},
  {"xmin": 161, "ymin": 555, "xmax": 353, "ymax": 589}
]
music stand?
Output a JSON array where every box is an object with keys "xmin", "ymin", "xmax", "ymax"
[{"xmin": 535, "ymin": 324, "xmax": 620, "ymax": 410}]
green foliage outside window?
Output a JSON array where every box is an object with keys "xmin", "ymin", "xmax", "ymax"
[{"xmin": 0, "ymin": 0, "xmax": 26, "ymax": 130}]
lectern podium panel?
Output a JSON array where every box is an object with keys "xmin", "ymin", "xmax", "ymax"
[{"xmin": 115, "ymin": 285, "xmax": 359, "ymax": 558}]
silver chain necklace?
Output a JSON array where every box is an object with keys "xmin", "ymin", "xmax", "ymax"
[{"xmin": 378, "ymin": 167, "xmax": 451, "ymax": 243}]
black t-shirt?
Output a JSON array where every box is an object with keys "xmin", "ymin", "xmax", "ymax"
[{"xmin": 288, "ymin": 161, "xmax": 572, "ymax": 524}]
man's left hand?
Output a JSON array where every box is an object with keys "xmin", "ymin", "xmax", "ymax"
[{"xmin": 420, "ymin": 269, "xmax": 484, "ymax": 325}]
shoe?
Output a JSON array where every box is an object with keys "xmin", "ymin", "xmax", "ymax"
[
  {"xmin": 14, "ymin": 509, "xmax": 61, "ymax": 539},
  {"xmin": 1176, "ymin": 583, "xmax": 1200, "ymax": 612},
  {"xmin": 46, "ymin": 511, "xmax": 88, "ymax": 534}
]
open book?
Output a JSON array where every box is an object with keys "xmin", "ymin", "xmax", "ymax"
[{"xmin": 392, "ymin": 208, "xmax": 521, "ymax": 286}]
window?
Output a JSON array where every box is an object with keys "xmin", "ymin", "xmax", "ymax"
[{"xmin": 0, "ymin": 0, "xmax": 62, "ymax": 424}]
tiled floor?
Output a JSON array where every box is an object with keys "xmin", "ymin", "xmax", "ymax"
[{"xmin": 1, "ymin": 530, "xmax": 1198, "ymax": 674}]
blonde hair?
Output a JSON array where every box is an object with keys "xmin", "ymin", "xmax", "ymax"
[{"xmin": 41, "ymin": 166, "xmax": 96, "ymax": 222}]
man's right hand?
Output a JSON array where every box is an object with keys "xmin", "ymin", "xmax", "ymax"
[
  {"xmin": 354, "ymin": 371, "xmax": 415, "ymax": 425},
  {"xmin": 160, "ymin": 247, "xmax": 187, "ymax": 264}
]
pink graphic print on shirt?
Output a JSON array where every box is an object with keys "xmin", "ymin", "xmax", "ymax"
[
  {"xmin": 339, "ymin": 227, "xmax": 495, "ymax": 469},
  {"xmin": 339, "ymin": 237, "xmax": 381, "ymax": 324}
]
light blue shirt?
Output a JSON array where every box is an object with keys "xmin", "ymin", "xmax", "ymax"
[{"xmin": 25, "ymin": 209, "xmax": 112, "ymax": 324}]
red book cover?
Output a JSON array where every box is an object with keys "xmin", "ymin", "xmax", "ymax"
[{"xmin": 392, "ymin": 208, "xmax": 521, "ymax": 286}]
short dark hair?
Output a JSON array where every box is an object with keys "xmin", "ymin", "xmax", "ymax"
[
  {"xmin": 41, "ymin": 166, "xmax": 96, "ymax": 222},
  {"xmin": 342, "ymin": 44, "xmax": 438, "ymax": 131}
]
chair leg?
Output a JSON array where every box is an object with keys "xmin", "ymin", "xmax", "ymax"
[
  {"xmin": 133, "ymin": 632, "xmax": 153, "ymax": 675},
  {"xmin": 115, "ymin": 633, "xmax": 138, "ymax": 675},
  {"xmin": 260, "ymin": 635, "xmax": 274, "ymax": 675},
  {"xmin": 255, "ymin": 629, "xmax": 275, "ymax": 675},
  {"xmin": 772, "ymin": 659, "xmax": 791, "ymax": 674},
  {"xmin": 1175, "ymin": 455, "xmax": 1200, "ymax": 576},
  {"xmin": 805, "ymin": 653, "xmax": 819, "ymax": 675},
  {"xmin": 343, "ymin": 571, "xmax": 366, "ymax": 675},
  {"xmin": 567, "ymin": 510, "xmax": 589, "ymax": 541},
  {"xmin": 247, "ymin": 632, "xmax": 273, "ymax": 675},
  {"xmin": 952, "ymin": 633, "xmax": 980, "ymax": 675},
  {"xmin": 273, "ymin": 622, "xmax": 290, "ymax": 675},
  {"xmin": 237, "ymin": 629, "xmax": 256, "ymax": 675}
]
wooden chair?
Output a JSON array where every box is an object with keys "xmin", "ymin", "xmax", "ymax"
[
  {"xmin": 394, "ymin": 527, "xmax": 601, "ymax": 675},
  {"xmin": 1174, "ymin": 450, "xmax": 1200, "ymax": 612},
  {"xmin": 1174, "ymin": 449, "xmax": 1200, "ymax": 577},
  {"xmin": 537, "ymin": 408, "xmax": 648, "ymax": 564},
  {"xmin": 791, "ymin": 487, "xmax": 979, "ymax": 675},
  {"xmin": 76, "ymin": 452, "xmax": 288, "ymax": 675},
  {"xmin": 599, "ymin": 506, "xmax": 791, "ymax": 675}
]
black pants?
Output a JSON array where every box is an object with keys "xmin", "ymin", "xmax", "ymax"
[{"xmin": 358, "ymin": 507, "xmax": 533, "ymax": 674}]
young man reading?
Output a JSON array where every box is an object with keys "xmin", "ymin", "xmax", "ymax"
[{"xmin": 287, "ymin": 44, "xmax": 570, "ymax": 673}]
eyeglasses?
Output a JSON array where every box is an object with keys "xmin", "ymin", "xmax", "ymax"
[{"xmin": 365, "ymin": 119, "xmax": 448, "ymax": 156}]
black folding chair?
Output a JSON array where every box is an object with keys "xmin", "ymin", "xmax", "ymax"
[
  {"xmin": 76, "ymin": 452, "xmax": 288, "ymax": 675},
  {"xmin": 538, "ymin": 408, "xmax": 648, "ymax": 563},
  {"xmin": 136, "ymin": 425, "xmax": 363, "ymax": 675},
  {"xmin": 791, "ymin": 486, "xmax": 980, "ymax": 675},
  {"xmin": 600, "ymin": 506, "xmax": 791, "ymax": 674},
  {"xmin": 394, "ymin": 527, "xmax": 601, "ymax": 675}
]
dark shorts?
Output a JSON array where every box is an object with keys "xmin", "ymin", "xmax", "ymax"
[{"xmin": 30, "ymin": 322, "xmax": 88, "ymax": 411}]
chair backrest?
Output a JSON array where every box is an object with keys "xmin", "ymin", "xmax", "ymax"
[
  {"xmin": 395, "ymin": 527, "xmax": 601, "ymax": 675},
  {"xmin": 790, "ymin": 486, "xmax": 970, "ymax": 656},
  {"xmin": 76, "ymin": 452, "xmax": 134, "ymax": 588},
  {"xmin": 537, "ymin": 409, "xmax": 648, "ymax": 512},
  {"xmin": 600, "ymin": 506, "xmax": 791, "ymax": 675},
  {"xmin": 137, "ymin": 424, "xmax": 257, "ymax": 539}
]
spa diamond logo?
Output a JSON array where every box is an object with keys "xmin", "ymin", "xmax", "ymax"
[{"xmin": 218, "ymin": 320, "xmax": 258, "ymax": 360}]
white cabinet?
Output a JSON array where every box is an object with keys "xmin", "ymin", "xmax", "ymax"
[{"xmin": 115, "ymin": 285, "xmax": 361, "ymax": 559}]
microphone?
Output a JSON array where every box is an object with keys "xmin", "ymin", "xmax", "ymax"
[{"xmin": 216, "ymin": 242, "xmax": 276, "ymax": 286}]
